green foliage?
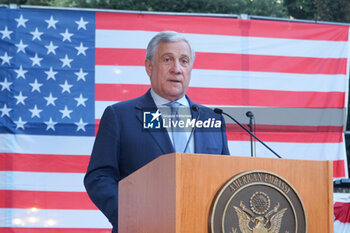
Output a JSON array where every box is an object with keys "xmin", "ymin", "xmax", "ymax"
[
  {"xmin": 0, "ymin": 0, "xmax": 289, "ymax": 19},
  {"xmin": 76, "ymin": 0, "xmax": 289, "ymax": 18},
  {"xmin": 244, "ymin": 0, "xmax": 288, "ymax": 18},
  {"xmin": 1, "ymin": 0, "xmax": 350, "ymax": 23},
  {"xmin": 0, "ymin": 0, "xmax": 27, "ymax": 4},
  {"xmin": 47, "ymin": 0, "xmax": 80, "ymax": 7},
  {"xmin": 285, "ymin": 0, "xmax": 350, "ymax": 23},
  {"xmin": 284, "ymin": 0, "xmax": 315, "ymax": 20}
]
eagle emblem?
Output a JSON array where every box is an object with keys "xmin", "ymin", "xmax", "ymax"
[
  {"xmin": 209, "ymin": 171, "xmax": 306, "ymax": 233},
  {"xmin": 233, "ymin": 192, "xmax": 287, "ymax": 233}
]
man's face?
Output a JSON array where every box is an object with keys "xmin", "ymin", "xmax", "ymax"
[{"xmin": 145, "ymin": 41, "xmax": 192, "ymax": 101}]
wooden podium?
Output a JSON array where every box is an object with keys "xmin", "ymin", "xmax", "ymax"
[{"xmin": 118, "ymin": 153, "xmax": 333, "ymax": 233}]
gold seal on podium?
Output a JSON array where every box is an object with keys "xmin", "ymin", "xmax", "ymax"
[{"xmin": 209, "ymin": 170, "xmax": 307, "ymax": 233}]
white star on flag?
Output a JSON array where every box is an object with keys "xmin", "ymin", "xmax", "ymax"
[
  {"xmin": 60, "ymin": 80, "xmax": 73, "ymax": 93},
  {"xmin": 14, "ymin": 65, "xmax": 28, "ymax": 79},
  {"xmin": 44, "ymin": 92, "xmax": 57, "ymax": 106},
  {"xmin": 0, "ymin": 26, "xmax": 13, "ymax": 39},
  {"xmin": 45, "ymin": 41, "xmax": 58, "ymax": 55},
  {"xmin": 0, "ymin": 77, "xmax": 12, "ymax": 91},
  {"xmin": 0, "ymin": 52, "xmax": 12, "ymax": 65},
  {"xmin": 75, "ymin": 42, "xmax": 88, "ymax": 56},
  {"xmin": 29, "ymin": 105, "xmax": 43, "ymax": 118},
  {"xmin": 29, "ymin": 53, "xmax": 43, "ymax": 67},
  {"xmin": 15, "ymin": 40, "xmax": 28, "ymax": 53},
  {"xmin": 14, "ymin": 91, "xmax": 27, "ymax": 105},
  {"xmin": 29, "ymin": 79, "xmax": 43, "ymax": 93},
  {"xmin": 45, "ymin": 67, "xmax": 58, "ymax": 80},
  {"xmin": 0, "ymin": 104, "xmax": 12, "ymax": 117},
  {"xmin": 45, "ymin": 117, "xmax": 57, "ymax": 131},
  {"xmin": 75, "ymin": 17, "xmax": 88, "ymax": 30},
  {"xmin": 75, "ymin": 68, "xmax": 88, "ymax": 81},
  {"xmin": 75, "ymin": 118, "xmax": 88, "ymax": 131},
  {"xmin": 60, "ymin": 54, "xmax": 73, "ymax": 68},
  {"xmin": 14, "ymin": 117, "xmax": 27, "ymax": 129},
  {"xmin": 15, "ymin": 14, "xmax": 28, "ymax": 28},
  {"xmin": 59, "ymin": 105, "xmax": 73, "ymax": 119},
  {"xmin": 45, "ymin": 15, "xmax": 59, "ymax": 29},
  {"xmin": 60, "ymin": 28, "xmax": 73, "ymax": 42},
  {"xmin": 74, "ymin": 93, "xmax": 88, "ymax": 107},
  {"xmin": 30, "ymin": 27, "xmax": 43, "ymax": 41}
]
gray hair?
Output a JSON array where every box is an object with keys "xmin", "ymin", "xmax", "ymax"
[{"xmin": 145, "ymin": 31, "xmax": 195, "ymax": 65}]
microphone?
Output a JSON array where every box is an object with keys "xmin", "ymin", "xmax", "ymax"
[
  {"xmin": 246, "ymin": 111, "xmax": 254, "ymax": 157},
  {"xmin": 246, "ymin": 111, "xmax": 254, "ymax": 118},
  {"xmin": 214, "ymin": 108, "xmax": 282, "ymax": 158},
  {"xmin": 183, "ymin": 104, "xmax": 200, "ymax": 153}
]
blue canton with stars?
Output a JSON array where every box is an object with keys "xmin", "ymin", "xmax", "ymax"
[{"xmin": 0, "ymin": 8, "xmax": 95, "ymax": 136}]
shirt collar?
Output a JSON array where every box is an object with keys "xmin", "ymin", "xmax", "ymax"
[{"xmin": 150, "ymin": 89, "xmax": 189, "ymax": 107}]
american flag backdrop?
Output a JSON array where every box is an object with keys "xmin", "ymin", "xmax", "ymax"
[{"xmin": 0, "ymin": 7, "xmax": 349, "ymax": 232}]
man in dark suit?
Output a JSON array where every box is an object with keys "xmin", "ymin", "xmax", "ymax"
[{"xmin": 84, "ymin": 31, "xmax": 230, "ymax": 233}]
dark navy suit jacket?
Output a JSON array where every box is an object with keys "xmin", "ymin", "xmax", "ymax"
[{"xmin": 84, "ymin": 90, "xmax": 230, "ymax": 232}]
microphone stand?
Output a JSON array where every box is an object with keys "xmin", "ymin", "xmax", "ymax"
[
  {"xmin": 183, "ymin": 105, "xmax": 200, "ymax": 153},
  {"xmin": 246, "ymin": 111, "xmax": 254, "ymax": 157},
  {"xmin": 214, "ymin": 108, "xmax": 282, "ymax": 159}
]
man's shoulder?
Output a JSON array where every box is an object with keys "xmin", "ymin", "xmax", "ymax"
[
  {"xmin": 109, "ymin": 96, "xmax": 141, "ymax": 109},
  {"xmin": 188, "ymin": 99, "xmax": 219, "ymax": 118},
  {"xmin": 108, "ymin": 91, "xmax": 153, "ymax": 111}
]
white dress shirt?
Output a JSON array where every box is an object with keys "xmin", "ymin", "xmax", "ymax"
[{"xmin": 150, "ymin": 89, "xmax": 194, "ymax": 153}]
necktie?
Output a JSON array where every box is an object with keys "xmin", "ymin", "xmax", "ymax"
[{"xmin": 168, "ymin": 102, "xmax": 189, "ymax": 153}]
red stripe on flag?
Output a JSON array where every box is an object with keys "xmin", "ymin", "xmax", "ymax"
[
  {"xmin": 95, "ymin": 84, "xmax": 149, "ymax": 101},
  {"xmin": 95, "ymin": 48, "xmax": 347, "ymax": 75},
  {"xmin": 188, "ymin": 87, "xmax": 344, "ymax": 108},
  {"xmin": 95, "ymin": 84, "xmax": 345, "ymax": 108},
  {"xmin": 195, "ymin": 53, "xmax": 347, "ymax": 75},
  {"xmin": 226, "ymin": 131, "xmax": 343, "ymax": 143},
  {"xmin": 0, "ymin": 190, "xmax": 96, "ymax": 210},
  {"xmin": 334, "ymin": 202, "xmax": 350, "ymax": 223},
  {"xmin": 95, "ymin": 48, "xmax": 146, "ymax": 66},
  {"xmin": 241, "ymin": 124, "xmax": 343, "ymax": 133},
  {"xmin": 226, "ymin": 124, "xmax": 343, "ymax": 143},
  {"xmin": 0, "ymin": 228, "xmax": 111, "ymax": 233},
  {"xmin": 226, "ymin": 124, "xmax": 343, "ymax": 133},
  {"xmin": 96, "ymin": 12, "xmax": 349, "ymax": 41},
  {"xmin": 95, "ymin": 119, "xmax": 100, "ymax": 136},
  {"xmin": 0, "ymin": 153, "xmax": 90, "ymax": 173},
  {"xmin": 334, "ymin": 160, "xmax": 346, "ymax": 178}
]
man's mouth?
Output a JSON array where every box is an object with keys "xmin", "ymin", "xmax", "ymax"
[{"xmin": 169, "ymin": 79, "xmax": 181, "ymax": 83}]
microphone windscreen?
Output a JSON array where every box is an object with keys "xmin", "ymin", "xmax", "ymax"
[
  {"xmin": 191, "ymin": 104, "xmax": 199, "ymax": 112},
  {"xmin": 246, "ymin": 111, "xmax": 254, "ymax": 118},
  {"xmin": 214, "ymin": 108, "xmax": 223, "ymax": 114}
]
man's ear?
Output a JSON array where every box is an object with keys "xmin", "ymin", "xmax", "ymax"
[{"xmin": 145, "ymin": 59, "xmax": 153, "ymax": 77}]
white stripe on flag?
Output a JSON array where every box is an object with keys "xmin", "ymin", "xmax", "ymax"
[
  {"xmin": 334, "ymin": 220, "xmax": 350, "ymax": 233},
  {"xmin": 96, "ymin": 30, "xmax": 348, "ymax": 58},
  {"xmin": 95, "ymin": 65, "xmax": 348, "ymax": 92},
  {"xmin": 0, "ymin": 134, "xmax": 94, "ymax": 155},
  {"xmin": 228, "ymin": 140, "xmax": 346, "ymax": 160},
  {"xmin": 0, "ymin": 171, "xmax": 85, "ymax": 192},
  {"xmin": 0, "ymin": 208, "xmax": 112, "ymax": 228}
]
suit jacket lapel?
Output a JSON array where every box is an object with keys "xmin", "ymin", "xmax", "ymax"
[{"xmin": 135, "ymin": 90, "xmax": 174, "ymax": 155}]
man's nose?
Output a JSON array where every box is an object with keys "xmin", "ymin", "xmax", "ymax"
[{"xmin": 170, "ymin": 61, "xmax": 182, "ymax": 74}]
